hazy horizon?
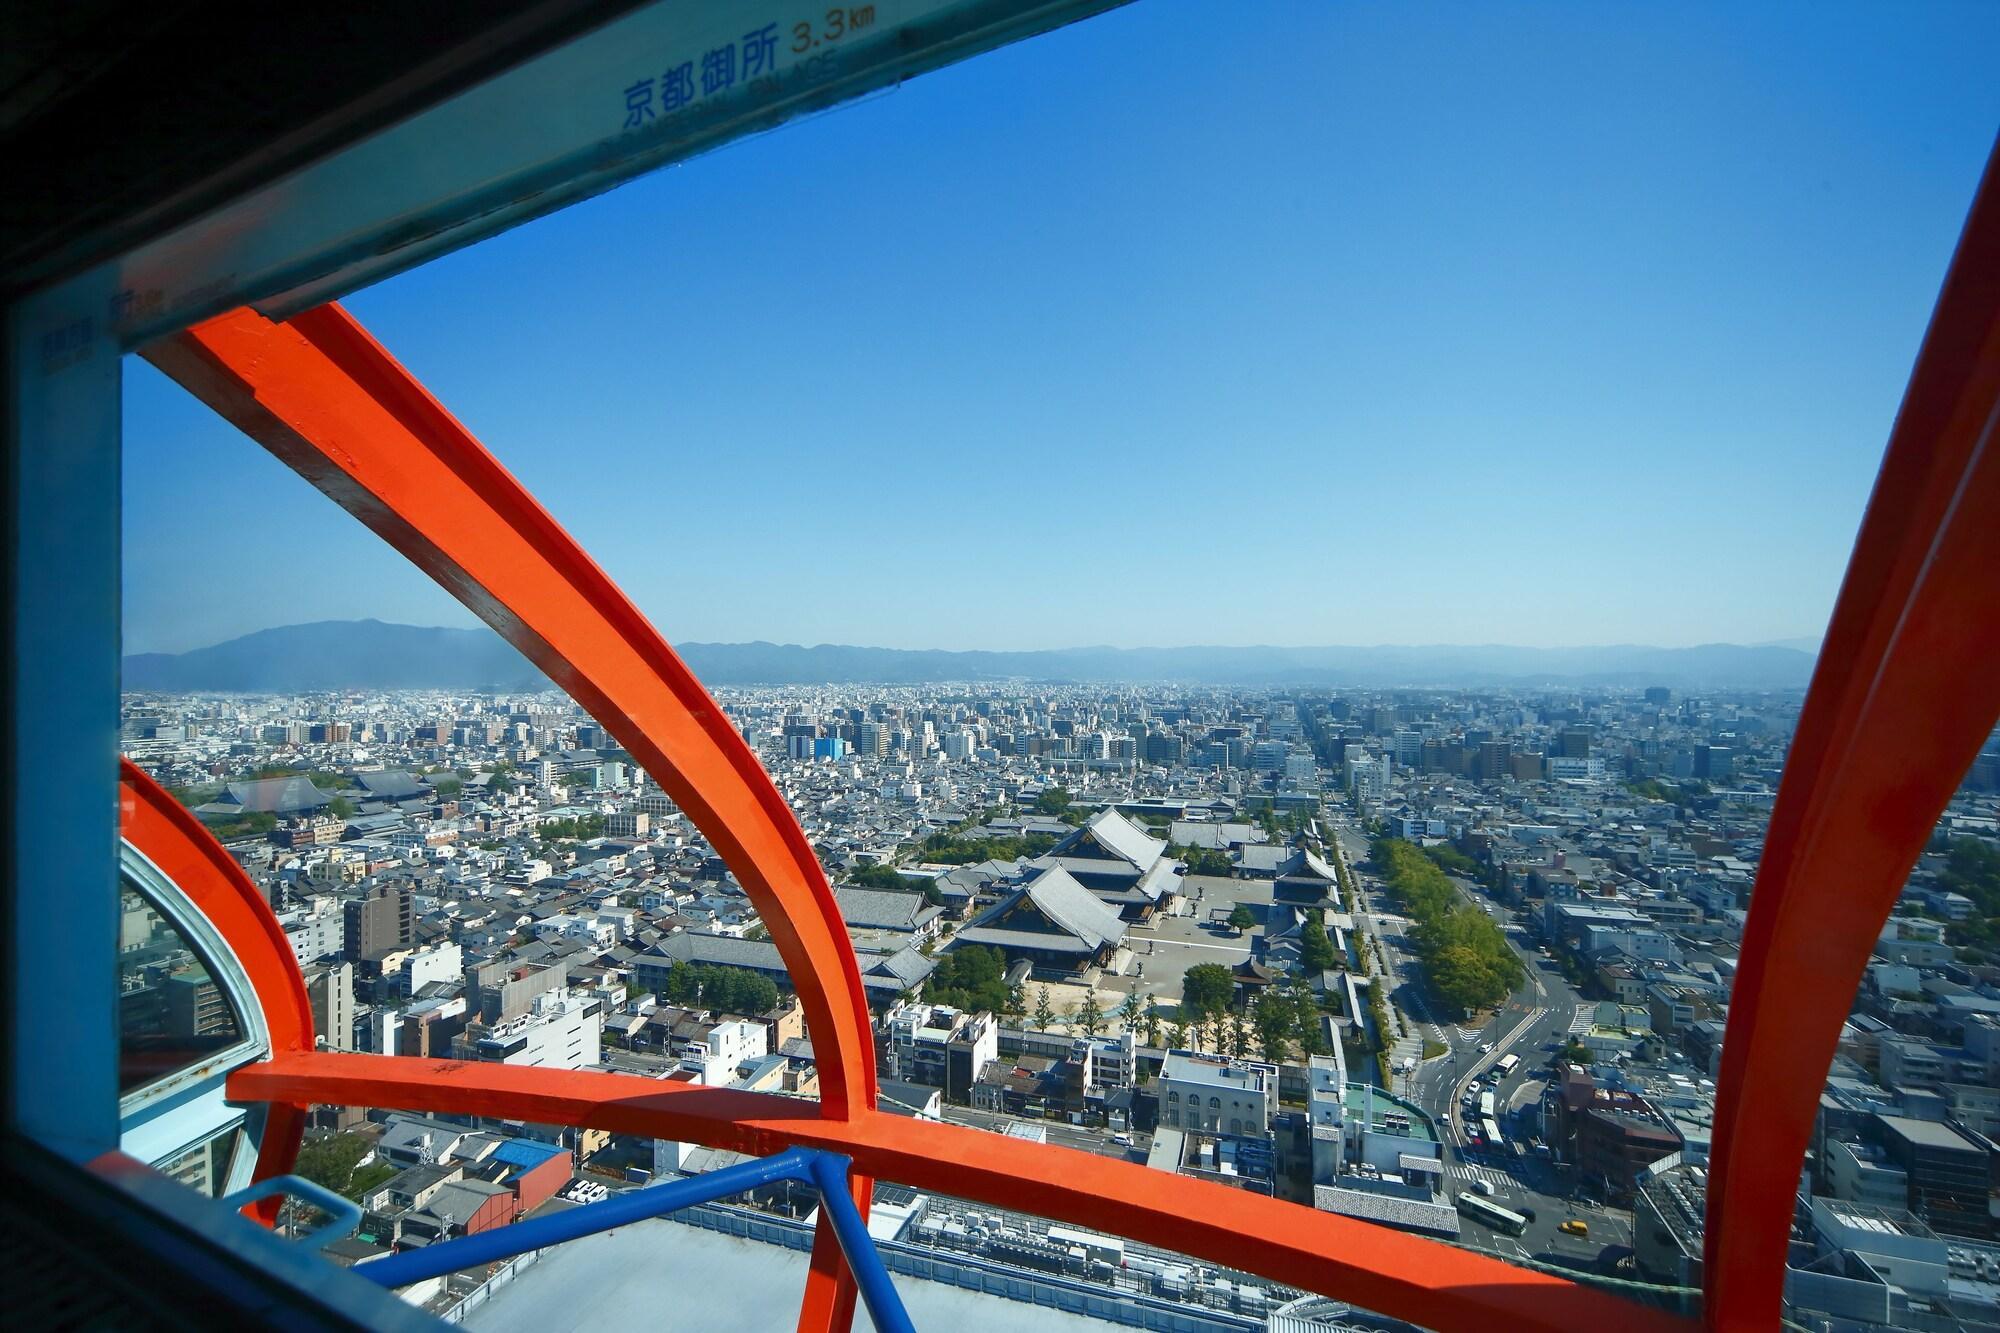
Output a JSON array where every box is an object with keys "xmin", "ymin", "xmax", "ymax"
[{"xmin": 123, "ymin": 615, "xmax": 1825, "ymax": 660}]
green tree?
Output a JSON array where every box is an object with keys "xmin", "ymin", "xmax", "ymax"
[
  {"xmin": 1254, "ymin": 995, "xmax": 1291, "ymax": 1064},
  {"xmin": 1300, "ymin": 916, "xmax": 1339, "ymax": 972},
  {"xmin": 1078, "ymin": 991, "xmax": 1104, "ymax": 1039},
  {"xmin": 1033, "ymin": 984, "xmax": 1055, "ymax": 1033},
  {"xmin": 1170, "ymin": 1019, "xmax": 1188, "ymax": 1050},
  {"xmin": 1227, "ymin": 904, "xmax": 1257, "ymax": 934},
  {"xmin": 1181, "ymin": 963, "xmax": 1234, "ymax": 1020},
  {"xmin": 295, "ymin": 1133, "xmax": 373, "ymax": 1199},
  {"xmin": 661, "ymin": 962, "xmax": 780, "ymax": 1015},
  {"xmin": 1422, "ymin": 844, "xmax": 1479, "ymax": 877},
  {"xmin": 1170, "ymin": 844, "xmax": 1233, "ymax": 877},
  {"xmin": 1117, "ymin": 989, "xmax": 1143, "ymax": 1035},
  {"xmin": 848, "ymin": 863, "xmax": 921, "ymax": 890},
  {"xmin": 1143, "ymin": 998, "xmax": 1163, "ymax": 1049},
  {"xmin": 1004, "ymin": 979, "xmax": 1027, "ymax": 1024},
  {"xmin": 926, "ymin": 945, "xmax": 1010, "ymax": 1014},
  {"xmin": 1035, "ymin": 787, "xmax": 1073, "ymax": 817},
  {"xmin": 1370, "ymin": 836, "xmax": 1521, "ymax": 1013}
]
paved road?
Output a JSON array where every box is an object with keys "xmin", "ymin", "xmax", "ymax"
[{"xmin": 1322, "ymin": 812, "xmax": 1628, "ymax": 1266}]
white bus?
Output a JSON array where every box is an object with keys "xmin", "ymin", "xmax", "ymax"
[
  {"xmin": 1456, "ymin": 1191, "xmax": 1528, "ymax": 1236},
  {"xmin": 1481, "ymin": 1116, "xmax": 1503, "ymax": 1147},
  {"xmin": 1477, "ymin": 1091, "xmax": 1496, "ymax": 1120},
  {"xmin": 1495, "ymin": 1053, "xmax": 1520, "ymax": 1077}
]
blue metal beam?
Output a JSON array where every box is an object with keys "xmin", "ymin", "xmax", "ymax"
[
  {"xmin": 808, "ymin": 1150, "xmax": 916, "ymax": 1333},
  {"xmin": 352, "ymin": 1145, "xmax": 913, "ymax": 1333}
]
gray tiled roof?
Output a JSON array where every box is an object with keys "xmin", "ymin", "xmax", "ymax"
[
  {"xmin": 358, "ymin": 770, "xmax": 426, "ymax": 800},
  {"xmin": 966, "ymin": 865, "xmax": 1125, "ymax": 952},
  {"xmin": 834, "ymin": 887, "xmax": 943, "ymax": 932},
  {"xmin": 658, "ymin": 932, "xmax": 786, "ymax": 973},
  {"xmin": 217, "ymin": 775, "xmax": 333, "ymax": 814},
  {"xmin": 863, "ymin": 946, "xmax": 938, "ymax": 990},
  {"xmin": 1050, "ymin": 809, "xmax": 1165, "ymax": 870}
]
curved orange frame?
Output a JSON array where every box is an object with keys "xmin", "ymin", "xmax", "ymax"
[
  {"xmin": 135, "ymin": 133, "xmax": 1998, "ymax": 1333},
  {"xmin": 145, "ymin": 303, "xmax": 880, "ymax": 1331},
  {"xmin": 1701, "ymin": 142, "xmax": 2000, "ymax": 1328},
  {"xmin": 119, "ymin": 757, "xmax": 315, "ymax": 1221},
  {"xmin": 143, "ymin": 306, "xmax": 1687, "ymax": 1333}
]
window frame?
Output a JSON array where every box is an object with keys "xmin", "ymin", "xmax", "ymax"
[{"xmin": 116, "ymin": 840, "xmax": 272, "ymax": 1198}]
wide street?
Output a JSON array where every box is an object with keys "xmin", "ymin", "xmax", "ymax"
[{"xmin": 1321, "ymin": 810, "xmax": 1631, "ymax": 1269}]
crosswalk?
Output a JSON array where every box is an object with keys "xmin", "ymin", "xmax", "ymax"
[
  {"xmin": 1567, "ymin": 1009, "xmax": 1592, "ymax": 1035},
  {"xmin": 1447, "ymin": 1162, "xmax": 1514, "ymax": 1192}
]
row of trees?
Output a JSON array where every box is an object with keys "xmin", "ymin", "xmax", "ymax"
[
  {"xmin": 1178, "ymin": 963, "xmax": 1332, "ymax": 1063},
  {"xmin": 537, "ymin": 813, "xmax": 606, "ymax": 844},
  {"xmin": 654, "ymin": 962, "xmax": 780, "ymax": 1016},
  {"xmin": 1624, "ymin": 776, "xmax": 1712, "ymax": 804},
  {"xmin": 1372, "ymin": 837, "xmax": 1523, "ymax": 1013},
  {"xmin": 914, "ymin": 830, "xmax": 1060, "ymax": 865},
  {"xmin": 1168, "ymin": 843, "xmax": 1233, "ymax": 877},
  {"xmin": 845, "ymin": 863, "xmax": 944, "ymax": 906}
]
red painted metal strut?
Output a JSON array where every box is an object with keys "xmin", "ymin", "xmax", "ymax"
[
  {"xmin": 145, "ymin": 300, "xmax": 1691, "ymax": 1332},
  {"xmin": 144, "ymin": 304, "xmax": 880, "ymax": 1329},
  {"xmin": 233, "ymin": 1049, "xmax": 1693, "ymax": 1333},
  {"xmin": 119, "ymin": 758, "xmax": 315, "ymax": 1223},
  {"xmin": 143, "ymin": 132, "xmax": 2000, "ymax": 1322},
  {"xmin": 1702, "ymin": 138, "xmax": 2000, "ymax": 1330}
]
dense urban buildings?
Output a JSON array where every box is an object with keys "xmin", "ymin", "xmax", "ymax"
[{"xmin": 119, "ymin": 679, "xmax": 2000, "ymax": 1328}]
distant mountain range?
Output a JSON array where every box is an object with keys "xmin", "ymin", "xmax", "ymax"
[{"xmin": 122, "ymin": 619, "xmax": 1819, "ymax": 691}]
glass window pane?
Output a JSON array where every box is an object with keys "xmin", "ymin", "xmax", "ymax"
[
  {"xmin": 118, "ymin": 877, "xmax": 245, "ymax": 1093},
  {"xmin": 153, "ymin": 1126, "xmax": 243, "ymax": 1198}
]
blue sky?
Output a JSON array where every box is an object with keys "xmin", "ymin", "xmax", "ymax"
[{"xmin": 123, "ymin": 1, "xmax": 2000, "ymax": 655}]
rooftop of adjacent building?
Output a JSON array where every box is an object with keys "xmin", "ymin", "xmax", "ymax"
[
  {"xmin": 459, "ymin": 1211, "xmax": 1142, "ymax": 1333},
  {"xmin": 1158, "ymin": 1051, "xmax": 1273, "ymax": 1093},
  {"xmin": 1341, "ymin": 1086, "xmax": 1437, "ymax": 1144},
  {"xmin": 1876, "ymin": 1113, "xmax": 1989, "ymax": 1153}
]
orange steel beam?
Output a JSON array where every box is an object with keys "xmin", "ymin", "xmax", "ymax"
[
  {"xmin": 119, "ymin": 758, "xmax": 315, "ymax": 1221},
  {"xmin": 1702, "ymin": 140, "xmax": 2000, "ymax": 1330},
  {"xmin": 145, "ymin": 297, "xmax": 1700, "ymax": 1330},
  {"xmin": 143, "ymin": 303, "xmax": 877, "ymax": 1327},
  {"xmin": 234, "ymin": 1050, "xmax": 1696, "ymax": 1333}
]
